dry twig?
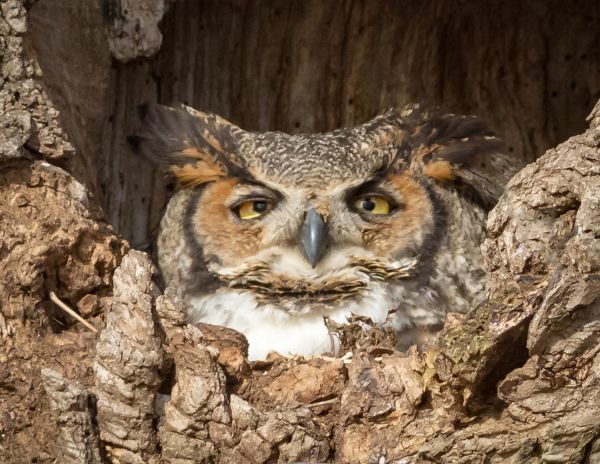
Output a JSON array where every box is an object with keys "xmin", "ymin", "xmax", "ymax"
[{"xmin": 49, "ymin": 291, "xmax": 98, "ymax": 333}]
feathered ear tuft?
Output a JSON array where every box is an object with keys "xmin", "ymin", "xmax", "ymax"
[
  {"xmin": 129, "ymin": 103, "xmax": 247, "ymax": 187},
  {"xmin": 401, "ymin": 104, "xmax": 519, "ymax": 208}
]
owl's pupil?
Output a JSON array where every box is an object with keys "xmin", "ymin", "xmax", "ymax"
[
  {"xmin": 253, "ymin": 201, "xmax": 268, "ymax": 213},
  {"xmin": 362, "ymin": 198, "xmax": 376, "ymax": 211}
]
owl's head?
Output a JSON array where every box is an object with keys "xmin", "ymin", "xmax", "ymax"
[{"xmin": 133, "ymin": 103, "xmax": 514, "ymax": 355}]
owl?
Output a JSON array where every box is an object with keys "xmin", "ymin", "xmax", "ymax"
[{"xmin": 131, "ymin": 103, "xmax": 517, "ymax": 360}]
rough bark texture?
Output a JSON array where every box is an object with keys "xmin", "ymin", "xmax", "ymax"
[
  {"xmin": 0, "ymin": 0, "xmax": 73, "ymax": 162},
  {"xmin": 41, "ymin": 369, "xmax": 103, "ymax": 464},
  {"xmin": 93, "ymin": 250, "xmax": 164, "ymax": 464},
  {"xmin": 2, "ymin": 1, "xmax": 600, "ymax": 463},
  {"xmin": 0, "ymin": 3, "xmax": 127, "ymax": 461}
]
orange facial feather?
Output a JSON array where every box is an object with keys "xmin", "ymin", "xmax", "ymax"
[
  {"xmin": 170, "ymin": 161, "xmax": 227, "ymax": 187},
  {"xmin": 423, "ymin": 160, "xmax": 455, "ymax": 181},
  {"xmin": 192, "ymin": 179, "xmax": 263, "ymax": 265},
  {"xmin": 362, "ymin": 173, "xmax": 433, "ymax": 256},
  {"xmin": 180, "ymin": 147, "xmax": 208, "ymax": 159}
]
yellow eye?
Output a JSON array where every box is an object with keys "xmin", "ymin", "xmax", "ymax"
[
  {"xmin": 354, "ymin": 195, "xmax": 391, "ymax": 216},
  {"xmin": 237, "ymin": 199, "xmax": 272, "ymax": 220}
]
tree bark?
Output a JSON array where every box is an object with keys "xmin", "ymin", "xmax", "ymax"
[{"xmin": 1, "ymin": 1, "xmax": 600, "ymax": 463}]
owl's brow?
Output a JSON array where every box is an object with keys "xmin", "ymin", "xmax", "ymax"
[
  {"xmin": 344, "ymin": 168, "xmax": 392, "ymax": 196},
  {"xmin": 233, "ymin": 177, "xmax": 284, "ymax": 201},
  {"xmin": 364, "ymin": 166, "xmax": 391, "ymax": 184}
]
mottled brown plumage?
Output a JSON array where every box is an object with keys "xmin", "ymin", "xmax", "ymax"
[{"xmin": 132, "ymin": 103, "xmax": 518, "ymax": 359}]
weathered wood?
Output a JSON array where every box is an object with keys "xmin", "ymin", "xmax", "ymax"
[{"xmin": 41, "ymin": 369, "xmax": 103, "ymax": 464}]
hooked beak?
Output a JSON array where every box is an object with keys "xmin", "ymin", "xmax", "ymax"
[{"xmin": 301, "ymin": 208, "xmax": 329, "ymax": 268}]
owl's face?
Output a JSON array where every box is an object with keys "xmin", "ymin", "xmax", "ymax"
[
  {"xmin": 188, "ymin": 130, "xmax": 434, "ymax": 315},
  {"xmin": 134, "ymin": 103, "xmax": 513, "ymax": 358}
]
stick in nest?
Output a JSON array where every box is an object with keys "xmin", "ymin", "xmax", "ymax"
[
  {"xmin": 49, "ymin": 291, "xmax": 98, "ymax": 333},
  {"xmin": 306, "ymin": 397, "xmax": 340, "ymax": 409}
]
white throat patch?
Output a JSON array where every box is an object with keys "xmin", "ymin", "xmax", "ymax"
[{"xmin": 187, "ymin": 283, "xmax": 393, "ymax": 360}]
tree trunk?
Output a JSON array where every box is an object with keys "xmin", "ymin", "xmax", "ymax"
[{"xmin": 1, "ymin": 1, "xmax": 600, "ymax": 463}]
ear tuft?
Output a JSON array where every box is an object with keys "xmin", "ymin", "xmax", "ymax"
[
  {"xmin": 130, "ymin": 103, "xmax": 246, "ymax": 187},
  {"xmin": 402, "ymin": 104, "xmax": 520, "ymax": 208},
  {"xmin": 403, "ymin": 106, "xmax": 505, "ymax": 164}
]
